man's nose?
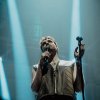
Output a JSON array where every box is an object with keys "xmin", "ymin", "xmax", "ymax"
[
  {"xmin": 45, "ymin": 41, "xmax": 49, "ymax": 45},
  {"xmin": 44, "ymin": 43, "xmax": 49, "ymax": 48}
]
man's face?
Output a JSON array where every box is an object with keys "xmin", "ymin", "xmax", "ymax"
[{"xmin": 41, "ymin": 38, "xmax": 57, "ymax": 62}]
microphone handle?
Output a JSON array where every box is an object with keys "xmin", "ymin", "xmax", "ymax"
[{"xmin": 44, "ymin": 56, "xmax": 49, "ymax": 64}]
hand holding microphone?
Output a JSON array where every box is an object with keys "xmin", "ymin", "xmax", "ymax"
[
  {"xmin": 39, "ymin": 37, "xmax": 58, "ymax": 76},
  {"xmin": 40, "ymin": 45, "xmax": 51, "ymax": 66},
  {"xmin": 40, "ymin": 52, "xmax": 50, "ymax": 76},
  {"xmin": 41, "ymin": 51, "xmax": 50, "ymax": 64}
]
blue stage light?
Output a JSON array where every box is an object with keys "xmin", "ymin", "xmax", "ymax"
[
  {"xmin": 7, "ymin": 0, "xmax": 34, "ymax": 99},
  {"xmin": 0, "ymin": 57, "xmax": 11, "ymax": 100},
  {"xmin": 70, "ymin": 0, "xmax": 83, "ymax": 100},
  {"xmin": 69, "ymin": 0, "xmax": 80, "ymax": 60}
]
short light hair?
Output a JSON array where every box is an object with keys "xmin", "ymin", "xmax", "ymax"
[{"xmin": 40, "ymin": 36, "xmax": 58, "ymax": 52}]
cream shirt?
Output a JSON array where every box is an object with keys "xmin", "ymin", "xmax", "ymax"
[{"xmin": 33, "ymin": 54, "xmax": 77, "ymax": 82}]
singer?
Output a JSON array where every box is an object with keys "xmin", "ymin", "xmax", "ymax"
[{"xmin": 31, "ymin": 36, "xmax": 85, "ymax": 100}]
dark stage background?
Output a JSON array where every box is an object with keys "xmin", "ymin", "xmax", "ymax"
[{"xmin": 0, "ymin": 0, "xmax": 100, "ymax": 100}]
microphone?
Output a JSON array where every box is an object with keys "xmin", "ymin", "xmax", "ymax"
[
  {"xmin": 44, "ymin": 56, "xmax": 49, "ymax": 64},
  {"xmin": 76, "ymin": 36, "xmax": 83, "ymax": 43},
  {"xmin": 42, "ymin": 45, "xmax": 50, "ymax": 64}
]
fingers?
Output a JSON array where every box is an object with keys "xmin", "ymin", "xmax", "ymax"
[
  {"xmin": 74, "ymin": 47, "xmax": 79, "ymax": 58},
  {"xmin": 41, "ymin": 51, "xmax": 51, "ymax": 58},
  {"xmin": 39, "ymin": 51, "xmax": 50, "ymax": 67},
  {"xmin": 74, "ymin": 44, "xmax": 85, "ymax": 58},
  {"xmin": 75, "ymin": 47, "xmax": 78, "ymax": 53}
]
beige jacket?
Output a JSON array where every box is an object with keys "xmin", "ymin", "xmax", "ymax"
[{"xmin": 31, "ymin": 60, "xmax": 84, "ymax": 100}]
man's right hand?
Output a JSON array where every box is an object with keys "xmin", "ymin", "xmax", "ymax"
[
  {"xmin": 39, "ymin": 51, "xmax": 50, "ymax": 66},
  {"xmin": 39, "ymin": 51, "xmax": 51, "ymax": 75}
]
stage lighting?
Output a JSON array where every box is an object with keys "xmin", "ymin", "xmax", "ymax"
[
  {"xmin": 7, "ymin": 0, "xmax": 34, "ymax": 99},
  {"xmin": 70, "ymin": 0, "xmax": 83, "ymax": 100},
  {"xmin": 0, "ymin": 57, "xmax": 11, "ymax": 100}
]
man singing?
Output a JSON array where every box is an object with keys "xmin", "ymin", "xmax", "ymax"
[{"xmin": 31, "ymin": 36, "xmax": 85, "ymax": 100}]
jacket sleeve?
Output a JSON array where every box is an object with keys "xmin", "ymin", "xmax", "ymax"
[
  {"xmin": 73, "ymin": 62, "xmax": 85, "ymax": 92},
  {"xmin": 31, "ymin": 65, "xmax": 42, "ymax": 93}
]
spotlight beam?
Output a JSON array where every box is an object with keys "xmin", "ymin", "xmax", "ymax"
[
  {"xmin": 70, "ymin": 0, "xmax": 84, "ymax": 100},
  {"xmin": 70, "ymin": 0, "xmax": 80, "ymax": 59},
  {"xmin": 7, "ymin": 0, "xmax": 34, "ymax": 99},
  {"xmin": 0, "ymin": 57, "xmax": 10, "ymax": 100}
]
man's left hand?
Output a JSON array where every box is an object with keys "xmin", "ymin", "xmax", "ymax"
[{"xmin": 74, "ymin": 44, "xmax": 85, "ymax": 59}]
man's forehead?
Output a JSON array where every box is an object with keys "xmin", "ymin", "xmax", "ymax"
[
  {"xmin": 40, "ymin": 36, "xmax": 58, "ymax": 51},
  {"xmin": 41, "ymin": 37, "xmax": 55, "ymax": 43},
  {"xmin": 42, "ymin": 38, "xmax": 54, "ymax": 42}
]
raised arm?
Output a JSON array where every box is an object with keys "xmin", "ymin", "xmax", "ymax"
[
  {"xmin": 31, "ymin": 64, "xmax": 42, "ymax": 92},
  {"xmin": 74, "ymin": 44, "xmax": 85, "ymax": 92}
]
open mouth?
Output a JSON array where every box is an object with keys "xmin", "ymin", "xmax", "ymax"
[
  {"xmin": 41, "ymin": 44, "xmax": 56, "ymax": 53},
  {"xmin": 43, "ymin": 48, "xmax": 53, "ymax": 53}
]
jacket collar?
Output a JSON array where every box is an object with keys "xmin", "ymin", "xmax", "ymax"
[{"xmin": 50, "ymin": 53, "xmax": 59, "ymax": 70}]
